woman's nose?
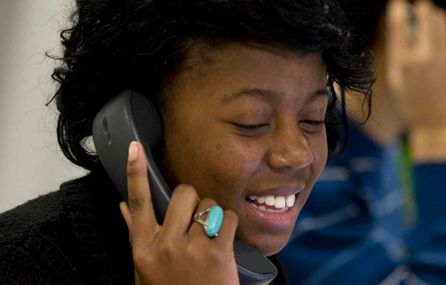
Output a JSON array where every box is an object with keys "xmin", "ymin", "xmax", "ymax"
[{"xmin": 266, "ymin": 127, "xmax": 314, "ymax": 171}]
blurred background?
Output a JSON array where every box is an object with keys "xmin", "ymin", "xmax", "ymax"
[{"xmin": 0, "ymin": 0, "xmax": 85, "ymax": 212}]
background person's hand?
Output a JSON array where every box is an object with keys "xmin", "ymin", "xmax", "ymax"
[
  {"xmin": 120, "ymin": 141, "xmax": 240, "ymax": 285},
  {"xmin": 386, "ymin": 0, "xmax": 446, "ymax": 161}
]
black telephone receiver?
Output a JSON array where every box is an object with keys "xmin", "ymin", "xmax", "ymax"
[{"xmin": 92, "ymin": 90, "xmax": 277, "ymax": 285}]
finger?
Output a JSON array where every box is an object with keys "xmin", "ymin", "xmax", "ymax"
[
  {"xmin": 161, "ymin": 184, "xmax": 200, "ymax": 239},
  {"xmin": 126, "ymin": 141, "xmax": 159, "ymax": 246},
  {"xmin": 412, "ymin": 0, "xmax": 446, "ymax": 62},
  {"xmin": 119, "ymin": 201, "xmax": 132, "ymax": 229},
  {"xmin": 413, "ymin": 0, "xmax": 431, "ymax": 59},
  {"xmin": 135, "ymin": 273, "xmax": 142, "ymax": 285},
  {"xmin": 189, "ymin": 198, "xmax": 219, "ymax": 243},
  {"xmin": 386, "ymin": 0, "xmax": 409, "ymax": 40},
  {"xmin": 432, "ymin": 4, "xmax": 446, "ymax": 57},
  {"xmin": 386, "ymin": 0, "xmax": 411, "ymax": 56},
  {"xmin": 386, "ymin": 0, "xmax": 411, "ymax": 91},
  {"xmin": 213, "ymin": 209, "xmax": 238, "ymax": 252}
]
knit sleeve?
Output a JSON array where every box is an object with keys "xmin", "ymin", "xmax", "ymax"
[
  {"xmin": 0, "ymin": 189, "xmax": 86, "ymax": 285},
  {"xmin": 0, "ymin": 243, "xmax": 61, "ymax": 285}
]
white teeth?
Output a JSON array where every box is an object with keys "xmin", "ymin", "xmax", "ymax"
[
  {"xmin": 286, "ymin": 194, "xmax": 296, "ymax": 208},
  {"xmin": 248, "ymin": 194, "xmax": 296, "ymax": 210},
  {"xmin": 275, "ymin": 196, "xmax": 286, "ymax": 208},
  {"xmin": 265, "ymin": 195, "xmax": 275, "ymax": 206}
]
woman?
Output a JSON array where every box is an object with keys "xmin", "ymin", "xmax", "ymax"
[{"xmin": 0, "ymin": 0, "xmax": 373, "ymax": 284}]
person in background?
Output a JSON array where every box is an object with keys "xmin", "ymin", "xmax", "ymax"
[{"xmin": 276, "ymin": 0, "xmax": 446, "ymax": 284}]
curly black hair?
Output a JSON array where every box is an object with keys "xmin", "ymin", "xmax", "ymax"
[
  {"xmin": 50, "ymin": 0, "xmax": 374, "ymax": 171},
  {"xmin": 340, "ymin": 0, "xmax": 388, "ymax": 48}
]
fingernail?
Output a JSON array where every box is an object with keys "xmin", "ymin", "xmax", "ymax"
[
  {"xmin": 119, "ymin": 201, "xmax": 129, "ymax": 213},
  {"xmin": 128, "ymin": 141, "xmax": 139, "ymax": 162}
]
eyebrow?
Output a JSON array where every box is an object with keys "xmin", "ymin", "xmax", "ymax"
[
  {"xmin": 220, "ymin": 88, "xmax": 275, "ymax": 103},
  {"xmin": 220, "ymin": 88, "xmax": 328, "ymax": 104}
]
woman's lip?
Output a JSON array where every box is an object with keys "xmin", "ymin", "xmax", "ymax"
[
  {"xmin": 247, "ymin": 185, "xmax": 306, "ymax": 197},
  {"xmin": 244, "ymin": 195, "xmax": 299, "ymax": 231}
]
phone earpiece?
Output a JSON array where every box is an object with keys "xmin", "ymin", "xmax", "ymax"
[{"xmin": 92, "ymin": 90, "xmax": 170, "ymax": 222}]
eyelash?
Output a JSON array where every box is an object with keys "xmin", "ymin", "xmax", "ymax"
[
  {"xmin": 300, "ymin": 119, "xmax": 326, "ymax": 134},
  {"xmin": 231, "ymin": 120, "xmax": 326, "ymax": 136},
  {"xmin": 301, "ymin": 120, "xmax": 325, "ymax": 125},
  {"xmin": 232, "ymin": 123, "xmax": 268, "ymax": 130},
  {"xmin": 232, "ymin": 120, "xmax": 325, "ymax": 130}
]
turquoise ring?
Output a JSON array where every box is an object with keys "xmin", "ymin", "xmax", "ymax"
[{"xmin": 193, "ymin": 205, "xmax": 224, "ymax": 238}]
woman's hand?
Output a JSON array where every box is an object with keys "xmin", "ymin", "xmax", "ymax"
[{"xmin": 119, "ymin": 141, "xmax": 240, "ymax": 285}]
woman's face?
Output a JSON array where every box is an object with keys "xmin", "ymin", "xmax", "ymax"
[{"xmin": 158, "ymin": 42, "xmax": 328, "ymax": 255}]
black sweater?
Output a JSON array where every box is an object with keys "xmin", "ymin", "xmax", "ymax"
[{"xmin": 0, "ymin": 171, "xmax": 134, "ymax": 284}]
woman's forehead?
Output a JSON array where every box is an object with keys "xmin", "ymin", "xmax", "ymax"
[
  {"xmin": 176, "ymin": 41, "xmax": 325, "ymax": 83},
  {"xmin": 161, "ymin": 41, "xmax": 326, "ymax": 109}
]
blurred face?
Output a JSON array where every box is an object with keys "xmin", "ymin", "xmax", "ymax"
[{"xmin": 158, "ymin": 42, "xmax": 328, "ymax": 255}]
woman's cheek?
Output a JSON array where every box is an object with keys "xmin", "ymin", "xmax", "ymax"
[
  {"xmin": 215, "ymin": 138, "xmax": 262, "ymax": 174},
  {"xmin": 312, "ymin": 131, "xmax": 328, "ymax": 178},
  {"xmin": 205, "ymin": 141, "xmax": 262, "ymax": 201}
]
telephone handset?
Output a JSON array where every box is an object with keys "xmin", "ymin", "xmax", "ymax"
[{"xmin": 92, "ymin": 90, "xmax": 277, "ymax": 285}]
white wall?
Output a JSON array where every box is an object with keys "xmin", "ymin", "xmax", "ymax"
[{"xmin": 0, "ymin": 0, "xmax": 86, "ymax": 212}]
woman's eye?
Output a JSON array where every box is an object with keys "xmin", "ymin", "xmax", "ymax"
[
  {"xmin": 300, "ymin": 120, "xmax": 325, "ymax": 134},
  {"xmin": 231, "ymin": 123, "xmax": 269, "ymax": 136},
  {"xmin": 234, "ymin": 123, "xmax": 268, "ymax": 129}
]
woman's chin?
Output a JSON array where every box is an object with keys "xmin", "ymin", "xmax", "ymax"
[
  {"xmin": 239, "ymin": 232, "xmax": 291, "ymax": 256},
  {"xmin": 259, "ymin": 241, "xmax": 288, "ymax": 256}
]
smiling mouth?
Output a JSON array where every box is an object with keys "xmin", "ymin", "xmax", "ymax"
[{"xmin": 246, "ymin": 194, "xmax": 296, "ymax": 213}]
